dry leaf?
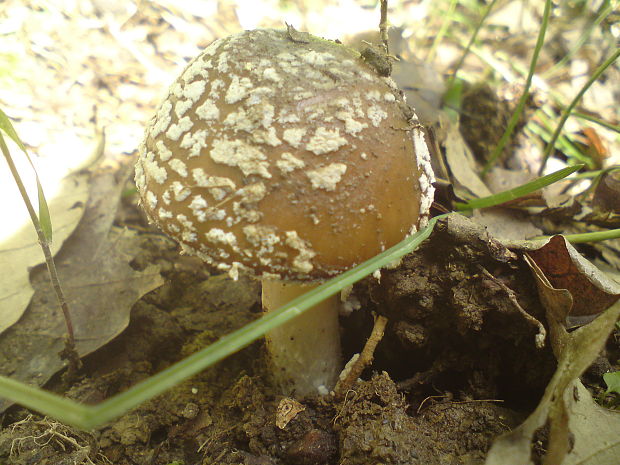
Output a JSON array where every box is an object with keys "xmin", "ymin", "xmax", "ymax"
[
  {"xmin": 527, "ymin": 235, "xmax": 620, "ymax": 323},
  {"xmin": 443, "ymin": 120, "xmax": 493, "ymax": 199},
  {"xmin": 276, "ymin": 397, "xmax": 306, "ymax": 429},
  {"xmin": 472, "ymin": 208, "xmax": 542, "ymax": 241},
  {"xmin": 0, "ymin": 171, "xmax": 88, "ymax": 335},
  {"xmin": 0, "ymin": 167, "xmax": 163, "ymax": 413},
  {"xmin": 486, "ymin": 238, "xmax": 620, "ymax": 465}
]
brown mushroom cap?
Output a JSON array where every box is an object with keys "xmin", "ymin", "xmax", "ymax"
[{"xmin": 135, "ymin": 28, "xmax": 434, "ymax": 281}]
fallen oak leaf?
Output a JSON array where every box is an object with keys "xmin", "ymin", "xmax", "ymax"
[
  {"xmin": 485, "ymin": 297, "xmax": 620, "ymax": 465},
  {"xmin": 0, "ymin": 163, "xmax": 163, "ymax": 413},
  {"xmin": 527, "ymin": 235, "xmax": 620, "ymax": 325},
  {"xmin": 0, "ymin": 171, "xmax": 88, "ymax": 335},
  {"xmin": 485, "ymin": 236, "xmax": 620, "ymax": 465}
]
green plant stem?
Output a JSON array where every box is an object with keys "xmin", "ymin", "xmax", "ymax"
[
  {"xmin": 427, "ymin": 0, "xmax": 458, "ymax": 62},
  {"xmin": 0, "ymin": 134, "xmax": 76, "ymax": 351},
  {"xmin": 530, "ymin": 229, "xmax": 620, "ymax": 244},
  {"xmin": 572, "ymin": 110, "xmax": 620, "ymax": 133},
  {"xmin": 0, "ymin": 215, "xmax": 446, "ymax": 430},
  {"xmin": 454, "ymin": 164, "xmax": 582, "ymax": 210},
  {"xmin": 446, "ymin": 0, "xmax": 498, "ymax": 90},
  {"xmin": 560, "ymin": 228, "xmax": 620, "ymax": 244},
  {"xmin": 538, "ymin": 47, "xmax": 620, "ymax": 175},
  {"xmin": 482, "ymin": 0, "xmax": 552, "ymax": 176}
]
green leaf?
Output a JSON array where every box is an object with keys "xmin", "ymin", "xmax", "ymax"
[
  {"xmin": 0, "ymin": 107, "xmax": 27, "ymax": 152},
  {"xmin": 37, "ymin": 180, "xmax": 53, "ymax": 241},
  {"xmin": 442, "ymin": 77, "xmax": 463, "ymax": 122},
  {"xmin": 561, "ymin": 228, "xmax": 620, "ymax": 244},
  {"xmin": 603, "ymin": 371, "xmax": 620, "ymax": 395},
  {"xmin": 454, "ymin": 164, "xmax": 583, "ymax": 210},
  {"xmin": 0, "ymin": 107, "xmax": 53, "ymax": 241}
]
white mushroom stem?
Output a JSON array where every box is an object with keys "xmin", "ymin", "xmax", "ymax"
[{"xmin": 261, "ymin": 280, "xmax": 341, "ymax": 396}]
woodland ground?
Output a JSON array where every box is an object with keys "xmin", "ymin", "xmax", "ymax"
[{"xmin": 0, "ymin": 1, "xmax": 619, "ymax": 464}]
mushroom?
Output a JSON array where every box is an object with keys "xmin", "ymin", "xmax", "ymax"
[{"xmin": 135, "ymin": 29, "xmax": 434, "ymax": 396}]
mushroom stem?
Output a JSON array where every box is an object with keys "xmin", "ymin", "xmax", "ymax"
[{"xmin": 261, "ymin": 280, "xmax": 341, "ymax": 396}]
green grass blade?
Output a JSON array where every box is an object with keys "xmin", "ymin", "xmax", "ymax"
[
  {"xmin": 482, "ymin": 0, "xmax": 552, "ymax": 175},
  {"xmin": 445, "ymin": 0, "xmax": 498, "ymax": 91},
  {"xmin": 538, "ymin": 47, "xmax": 620, "ymax": 175},
  {"xmin": 0, "ymin": 107, "xmax": 27, "ymax": 152},
  {"xmin": 572, "ymin": 111, "xmax": 620, "ymax": 133},
  {"xmin": 0, "ymin": 108, "xmax": 53, "ymax": 241},
  {"xmin": 0, "ymin": 215, "xmax": 446, "ymax": 429},
  {"xmin": 37, "ymin": 180, "xmax": 53, "ymax": 241},
  {"xmin": 542, "ymin": 1, "xmax": 614, "ymax": 79},
  {"xmin": 561, "ymin": 228, "xmax": 620, "ymax": 244},
  {"xmin": 0, "ymin": 376, "xmax": 90, "ymax": 427},
  {"xmin": 454, "ymin": 164, "xmax": 583, "ymax": 210},
  {"xmin": 527, "ymin": 111, "xmax": 593, "ymax": 168}
]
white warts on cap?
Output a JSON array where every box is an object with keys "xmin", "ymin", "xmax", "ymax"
[
  {"xmin": 168, "ymin": 159, "xmax": 188, "ymax": 177},
  {"xmin": 306, "ymin": 163, "xmax": 347, "ymax": 191},
  {"xmin": 285, "ymin": 231, "xmax": 316, "ymax": 274},
  {"xmin": 196, "ymin": 99, "xmax": 220, "ymax": 121},
  {"xmin": 276, "ymin": 153, "xmax": 305, "ymax": 174},
  {"xmin": 136, "ymin": 28, "xmax": 435, "ymax": 280},
  {"xmin": 166, "ymin": 116, "xmax": 194, "ymax": 141},
  {"xmin": 282, "ymin": 128, "xmax": 306, "ymax": 148},
  {"xmin": 225, "ymin": 76, "xmax": 254, "ymax": 104},
  {"xmin": 209, "ymin": 139, "xmax": 271, "ymax": 178},
  {"xmin": 306, "ymin": 127, "xmax": 348, "ymax": 155}
]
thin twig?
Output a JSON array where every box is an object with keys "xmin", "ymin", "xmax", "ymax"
[
  {"xmin": 335, "ymin": 314, "xmax": 388, "ymax": 395},
  {"xmin": 479, "ymin": 266, "xmax": 546, "ymax": 348},
  {"xmin": 379, "ymin": 0, "xmax": 389, "ymax": 53}
]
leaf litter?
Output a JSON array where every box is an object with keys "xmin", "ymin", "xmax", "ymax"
[
  {"xmin": 0, "ymin": 163, "xmax": 163, "ymax": 413},
  {"xmin": 487, "ymin": 236, "xmax": 620, "ymax": 465},
  {"xmin": 0, "ymin": 169, "xmax": 88, "ymax": 334}
]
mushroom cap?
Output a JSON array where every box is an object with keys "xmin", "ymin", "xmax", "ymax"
[{"xmin": 135, "ymin": 28, "xmax": 434, "ymax": 281}]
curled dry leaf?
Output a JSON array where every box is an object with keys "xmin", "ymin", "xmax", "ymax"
[
  {"xmin": 526, "ymin": 235, "xmax": 620, "ymax": 325},
  {"xmin": 472, "ymin": 207, "xmax": 542, "ymax": 242},
  {"xmin": 276, "ymin": 397, "xmax": 306, "ymax": 430},
  {"xmin": 443, "ymin": 121, "xmax": 493, "ymax": 200},
  {"xmin": 593, "ymin": 168, "xmax": 620, "ymax": 215},
  {"xmin": 486, "ymin": 235, "xmax": 620, "ymax": 465}
]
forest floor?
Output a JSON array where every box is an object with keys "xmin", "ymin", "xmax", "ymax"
[{"xmin": 0, "ymin": 1, "xmax": 619, "ymax": 464}]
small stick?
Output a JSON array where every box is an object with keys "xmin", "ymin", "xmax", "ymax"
[
  {"xmin": 379, "ymin": 0, "xmax": 389, "ymax": 54},
  {"xmin": 479, "ymin": 266, "xmax": 547, "ymax": 348},
  {"xmin": 335, "ymin": 314, "xmax": 388, "ymax": 395}
]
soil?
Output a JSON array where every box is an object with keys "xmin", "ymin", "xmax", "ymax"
[{"xmin": 0, "ymin": 190, "xmax": 617, "ymax": 465}]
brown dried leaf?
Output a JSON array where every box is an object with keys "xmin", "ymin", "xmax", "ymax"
[
  {"xmin": 472, "ymin": 208, "xmax": 542, "ymax": 241},
  {"xmin": 0, "ymin": 166, "xmax": 163, "ymax": 413},
  {"xmin": 526, "ymin": 235, "xmax": 620, "ymax": 321},
  {"xmin": 593, "ymin": 168, "xmax": 620, "ymax": 215},
  {"xmin": 486, "ymin": 238, "xmax": 620, "ymax": 465},
  {"xmin": 486, "ymin": 295, "xmax": 620, "ymax": 465},
  {"xmin": 0, "ymin": 172, "xmax": 88, "ymax": 334},
  {"xmin": 443, "ymin": 120, "xmax": 493, "ymax": 199}
]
